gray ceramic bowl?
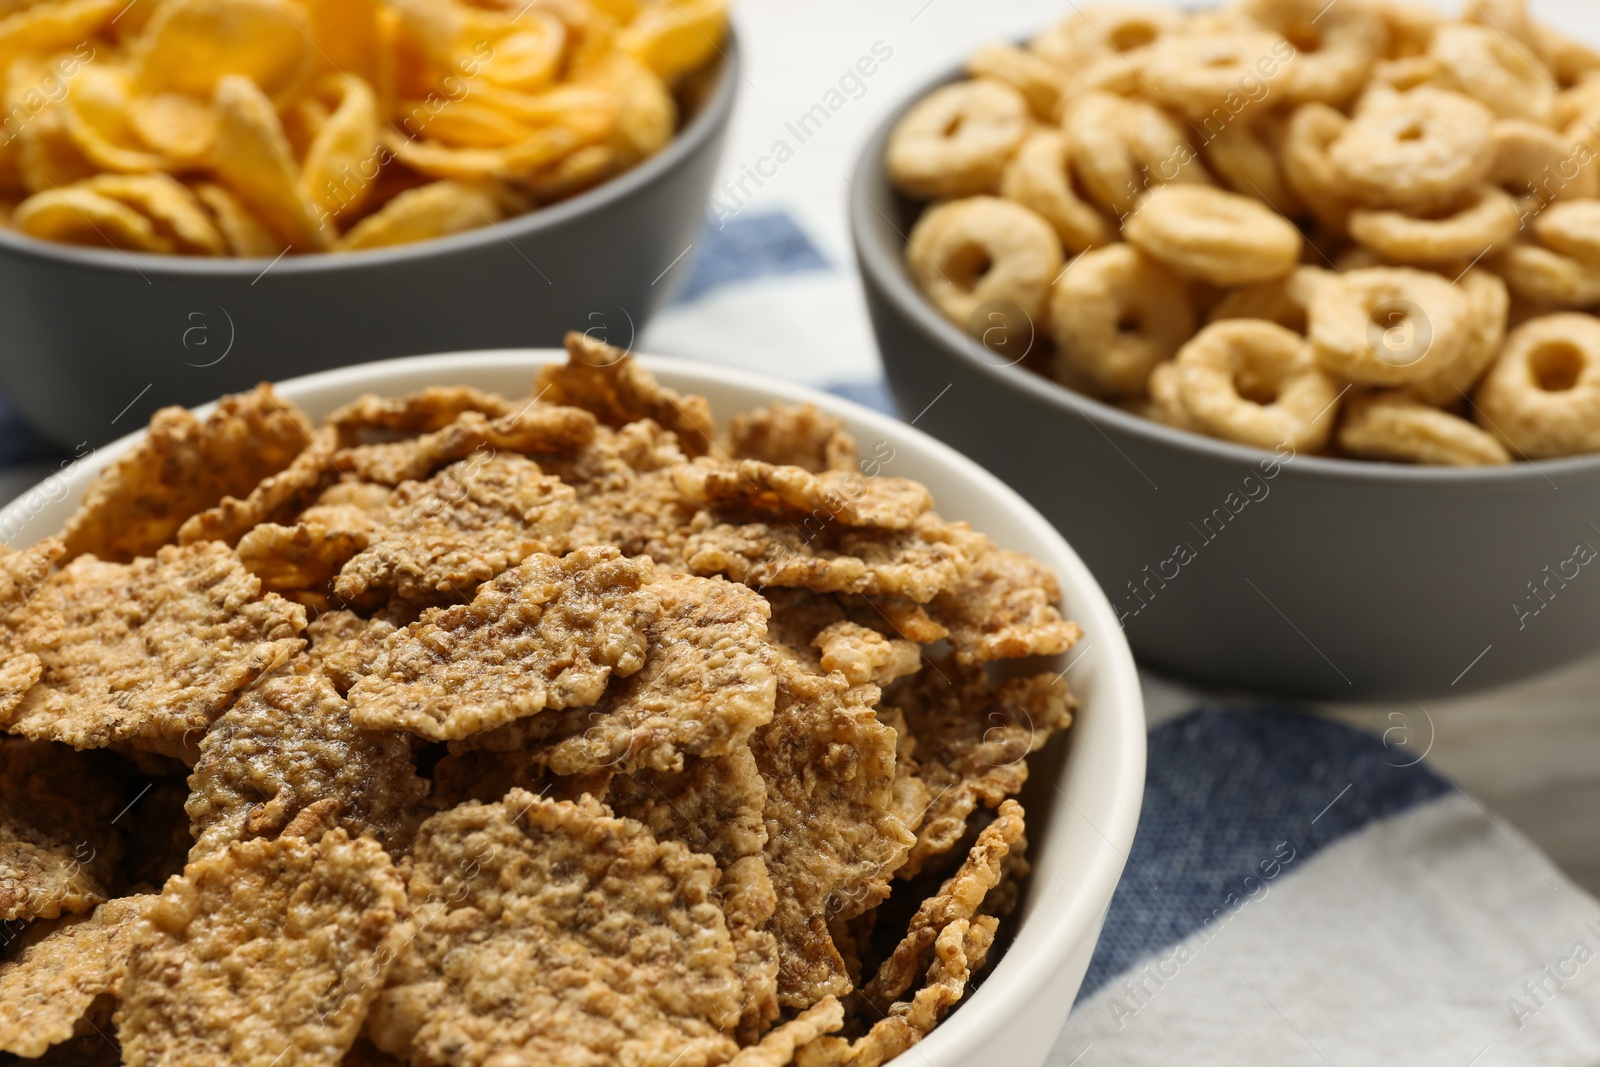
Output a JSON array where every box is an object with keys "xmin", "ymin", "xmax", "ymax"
[
  {"xmin": 0, "ymin": 34, "xmax": 737, "ymax": 450},
  {"xmin": 852, "ymin": 65, "xmax": 1600, "ymax": 702}
]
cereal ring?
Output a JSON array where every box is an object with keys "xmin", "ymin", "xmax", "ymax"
[
  {"xmin": 1333, "ymin": 245, "xmax": 1389, "ymax": 272},
  {"xmin": 1328, "ymin": 87, "xmax": 1497, "ymax": 212},
  {"xmin": 1338, "ymin": 392, "xmax": 1512, "ymax": 465},
  {"xmin": 1474, "ymin": 313, "xmax": 1600, "ymax": 457},
  {"xmin": 1124, "ymin": 184, "xmax": 1302, "ymax": 286},
  {"xmin": 967, "ymin": 42, "xmax": 1065, "ymax": 121},
  {"xmin": 1461, "ymin": 0, "xmax": 1547, "ymax": 68},
  {"xmin": 1492, "ymin": 119, "xmax": 1600, "ymax": 205},
  {"xmin": 1281, "ymin": 102, "xmax": 1354, "ymax": 231},
  {"xmin": 1554, "ymin": 76, "xmax": 1600, "ymax": 131},
  {"xmin": 906, "ymin": 197, "xmax": 1063, "ymax": 339},
  {"xmin": 1485, "ymin": 243, "xmax": 1600, "ymax": 308},
  {"xmin": 1143, "ymin": 360, "xmax": 1198, "ymax": 429},
  {"xmin": 1030, "ymin": 5, "xmax": 1184, "ymax": 68},
  {"xmin": 1139, "ymin": 27, "xmax": 1292, "ymax": 118},
  {"xmin": 1530, "ymin": 199, "xmax": 1600, "ymax": 263},
  {"xmin": 886, "ymin": 80, "xmax": 1031, "ymax": 200},
  {"xmin": 1237, "ymin": 0, "xmax": 1385, "ymax": 106},
  {"xmin": 1308, "ymin": 266, "xmax": 1472, "ymax": 384},
  {"xmin": 1203, "ymin": 118, "xmax": 1303, "ymax": 215},
  {"xmin": 1429, "ymin": 24, "xmax": 1555, "ymax": 125},
  {"xmin": 1049, "ymin": 244, "xmax": 1194, "ymax": 396},
  {"xmin": 1209, "ymin": 266, "xmax": 1334, "ymax": 333},
  {"xmin": 999, "ymin": 130, "xmax": 1116, "ymax": 254},
  {"xmin": 1347, "ymin": 186, "xmax": 1520, "ymax": 265},
  {"xmin": 1405, "ymin": 268, "xmax": 1510, "ymax": 406},
  {"xmin": 1538, "ymin": 24, "xmax": 1600, "ymax": 89},
  {"xmin": 1174, "ymin": 319, "xmax": 1343, "ymax": 451},
  {"xmin": 1063, "ymin": 91, "xmax": 1211, "ymax": 217},
  {"xmin": 1364, "ymin": 55, "xmax": 1444, "ymax": 95},
  {"xmin": 1376, "ymin": 1, "xmax": 1443, "ymax": 60}
]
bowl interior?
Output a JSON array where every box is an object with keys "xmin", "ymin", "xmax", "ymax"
[{"xmin": 4, "ymin": 350, "xmax": 1146, "ymax": 1065}]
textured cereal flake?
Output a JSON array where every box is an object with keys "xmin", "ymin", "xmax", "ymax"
[
  {"xmin": 306, "ymin": 610, "xmax": 398, "ymax": 693},
  {"xmin": 348, "ymin": 547, "xmax": 657, "ymax": 741},
  {"xmin": 719, "ymin": 402, "xmax": 857, "ymax": 473},
  {"xmin": 118, "ymin": 830, "xmax": 409, "ymax": 1067},
  {"xmin": 236, "ymin": 516, "xmax": 377, "ymax": 598},
  {"xmin": 862, "ymin": 800, "xmax": 1025, "ymax": 1012},
  {"xmin": 337, "ymin": 404, "xmax": 597, "ymax": 486},
  {"xmin": 178, "ymin": 425, "xmax": 347, "ymax": 548},
  {"xmin": 326, "ymin": 386, "xmax": 516, "ymax": 439},
  {"xmin": 540, "ymin": 420, "xmax": 698, "ymax": 558},
  {"xmin": 754, "ymin": 662, "xmax": 915, "ymax": 1009},
  {"xmin": 0, "ymin": 895, "xmax": 150, "ymax": 1057},
  {"xmin": 839, "ymin": 918, "xmax": 997, "ymax": 1067},
  {"xmin": 186, "ymin": 658, "xmax": 429, "ymax": 858},
  {"xmin": 0, "ymin": 543, "xmax": 306, "ymax": 750},
  {"xmin": 367, "ymin": 791, "xmax": 744, "ymax": 1067},
  {"xmin": 0, "ymin": 538, "xmax": 64, "ymax": 718},
  {"xmin": 537, "ymin": 333, "xmax": 715, "ymax": 456},
  {"xmin": 682, "ymin": 511, "xmax": 985, "ymax": 603},
  {"xmin": 458, "ymin": 572, "xmax": 776, "ymax": 774},
  {"xmin": 64, "ymin": 385, "xmax": 312, "ymax": 562},
  {"xmin": 676, "ymin": 459, "xmax": 932, "ymax": 530},
  {"xmin": 887, "ymin": 664, "xmax": 1071, "ymax": 878},
  {"xmin": 930, "ymin": 544, "xmax": 1082, "ymax": 665},
  {"xmin": 333, "ymin": 454, "xmax": 577, "ymax": 611},
  {"xmin": 0, "ymin": 739, "xmax": 128, "ymax": 921},
  {"xmin": 726, "ymin": 997, "xmax": 845, "ymax": 1067}
]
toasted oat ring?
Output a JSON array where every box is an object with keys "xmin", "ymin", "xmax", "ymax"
[
  {"xmin": 1538, "ymin": 23, "xmax": 1600, "ymax": 89},
  {"xmin": 1174, "ymin": 319, "xmax": 1342, "ymax": 451},
  {"xmin": 1530, "ymin": 200, "xmax": 1600, "ymax": 263},
  {"xmin": 1050, "ymin": 244, "xmax": 1194, "ymax": 397},
  {"xmin": 1347, "ymin": 186, "xmax": 1520, "ymax": 265},
  {"xmin": 906, "ymin": 196, "xmax": 1063, "ymax": 339},
  {"xmin": 1204, "ymin": 119, "xmax": 1302, "ymax": 216},
  {"xmin": 1328, "ymin": 87, "xmax": 1497, "ymax": 212},
  {"xmin": 1143, "ymin": 360, "xmax": 1197, "ymax": 430},
  {"xmin": 1430, "ymin": 24, "xmax": 1555, "ymax": 125},
  {"xmin": 1138, "ymin": 28, "xmax": 1291, "ymax": 118},
  {"xmin": 967, "ymin": 42, "xmax": 1065, "ymax": 121},
  {"xmin": 999, "ymin": 130, "xmax": 1115, "ymax": 254},
  {"xmin": 1492, "ymin": 119, "xmax": 1600, "ymax": 204},
  {"xmin": 1405, "ymin": 268, "xmax": 1510, "ymax": 406},
  {"xmin": 1063, "ymin": 91, "xmax": 1211, "ymax": 217},
  {"xmin": 886, "ymin": 80, "xmax": 1031, "ymax": 200},
  {"xmin": 1124, "ymin": 185, "xmax": 1302, "ymax": 287},
  {"xmin": 1237, "ymin": 0, "xmax": 1384, "ymax": 105},
  {"xmin": 1378, "ymin": 2, "xmax": 1444, "ymax": 60},
  {"xmin": 1486, "ymin": 243, "xmax": 1600, "ymax": 308},
  {"xmin": 1209, "ymin": 266, "xmax": 1334, "ymax": 333},
  {"xmin": 1281, "ymin": 102, "xmax": 1353, "ymax": 232},
  {"xmin": 1030, "ymin": 5, "xmax": 1183, "ymax": 69},
  {"xmin": 1338, "ymin": 391, "xmax": 1512, "ymax": 465},
  {"xmin": 1474, "ymin": 313, "xmax": 1600, "ymax": 457},
  {"xmin": 1364, "ymin": 55, "xmax": 1445, "ymax": 95},
  {"xmin": 1308, "ymin": 267, "xmax": 1472, "ymax": 385}
]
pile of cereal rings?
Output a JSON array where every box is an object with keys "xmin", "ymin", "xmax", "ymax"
[{"xmin": 886, "ymin": 0, "xmax": 1600, "ymax": 466}]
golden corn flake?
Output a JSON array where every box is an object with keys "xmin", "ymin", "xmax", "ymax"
[
  {"xmin": 177, "ymin": 424, "xmax": 346, "ymax": 548},
  {"xmin": 459, "ymin": 571, "xmax": 777, "ymax": 774},
  {"xmin": 118, "ymin": 830, "xmax": 409, "ymax": 1067},
  {"xmin": 753, "ymin": 662, "xmax": 915, "ymax": 1009},
  {"xmin": 63, "ymin": 384, "xmax": 312, "ymax": 563},
  {"xmin": 0, "ymin": 894, "xmax": 150, "ymax": 1058},
  {"xmin": 720, "ymin": 402, "xmax": 858, "ymax": 473},
  {"xmin": 682, "ymin": 511, "xmax": 986, "ymax": 603},
  {"xmin": 887, "ymin": 663, "xmax": 1071, "ymax": 878},
  {"xmin": 369, "ymin": 791, "xmax": 744, "ymax": 1067},
  {"xmin": 538, "ymin": 333, "xmax": 715, "ymax": 457},
  {"xmin": 676, "ymin": 458, "xmax": 934, "ymax": 531},
  {"xmin": 0, "ymin": 543, "xmax": 306, "ymax": 750},
  {"xmin": 336, "ymin": 403, "xmax": 597, "ymax": 486},
  {"xmin": 931, "ymin": 544, "xmax": 1082, "ymax": 665},
  {"xmin": 348, "ymin": 546, "xmax": 657, "ymax": 741},
  {"xmin": 187, "ymin": 658, "xmax": 428, "ymax": 859},
  {"xmin": 332, "ymin": 454, "xmax": 577, "ymax": 611}
]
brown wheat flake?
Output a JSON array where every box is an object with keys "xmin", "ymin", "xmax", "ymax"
[
  {"xmin": 178, "ymin": 425, "xmax": 348, "ymax": 548},
  {"xmin": 337, "ymin": 403, "xmax": 598, "ymax": 486},
  {"xmin": 931, "ymin": 544, "xmax": 1082, "ymax": 665},
  {"xmin": 676, "ymin": 458, "xmax": 932, "ymax": 531},
  {"xmin": 538, "ymin": 332, "xmax": 715, "ymax": 456},
  {"xmin": 720, "ymin": 402, "xmax": 858, "ymax": 473}
]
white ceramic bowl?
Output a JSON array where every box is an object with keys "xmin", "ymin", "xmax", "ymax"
[{"xmin": 1, "ymin": 351, "xmax": 1146, "ymax": 1067}]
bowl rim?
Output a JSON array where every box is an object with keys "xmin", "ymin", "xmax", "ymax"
[
  {"xmin": 8, "ymin": 347, "xmax": 1148, "ymax": 1063},
  {"xmin": 0, "ymin": 28, "xmax": 740, "ymax": 275},
  {"xmin": 848, "ymin": 52, "xmax": 1600, "ymax": 486}
]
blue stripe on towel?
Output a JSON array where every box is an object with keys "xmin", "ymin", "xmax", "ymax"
[
  {"xmin": 1080, "ymin": 708, "xmax": 1454, "ymax": 998},
  {"xmin": 673, "ymin": 211, "xmax": 832, "ymax": 305},
  {"xmin": 820, "ymin": 379, "xmax": 895, "ymax": 416}
]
